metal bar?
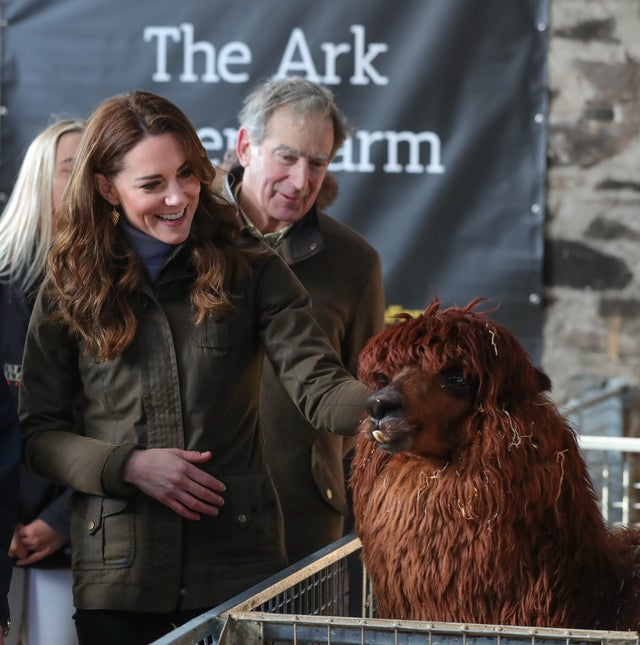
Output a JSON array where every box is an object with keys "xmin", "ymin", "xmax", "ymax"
[
  {"xmin": 562, "ymin": 381, "xmax": 631, "ymax": 416},
  {"xmin": 223, "ymin": 613, "xmax": 638, "ymax": 645},
  {"xmin": 578, "ymin": 436, "xmax": 640, "ymax": 453}
]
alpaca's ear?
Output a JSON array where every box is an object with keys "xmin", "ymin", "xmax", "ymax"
[{"xmin": 536, "ymin": 368, "xmax": 552, "ymax": 393}]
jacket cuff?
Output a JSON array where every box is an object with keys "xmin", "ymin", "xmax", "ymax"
[{"xmin": 101, "ymin": 443, "xmax": 139, "ymax": 497}]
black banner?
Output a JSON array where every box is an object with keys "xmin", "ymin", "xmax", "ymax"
[{"xmin": 0, "ymin": 0, "xmax": 548, "ymax": 361}]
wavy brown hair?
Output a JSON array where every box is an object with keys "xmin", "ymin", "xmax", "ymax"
[{"xmin": 45, "ymin": 90, "xmax": 252, "ymax": 361}]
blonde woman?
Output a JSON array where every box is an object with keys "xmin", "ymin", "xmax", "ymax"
[{"xmin": 0, "ymin": 119, "xmax": 84, "ymax": 645}]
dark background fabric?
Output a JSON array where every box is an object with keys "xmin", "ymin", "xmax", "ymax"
[{"xmin": 0, "ymin": 0, "xmax": 548, "ymax": 361}]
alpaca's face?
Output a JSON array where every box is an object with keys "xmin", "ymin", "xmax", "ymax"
[{"xmin": 362, "ymin": 363, "xmax": 475, "ymax": 460}]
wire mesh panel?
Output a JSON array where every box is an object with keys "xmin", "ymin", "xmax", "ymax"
[
  {"xmin": 150, "ymin": 535, "xmax": 363, "ymax": 645},
  {"xmin": 216, "ymin": 613, "xmax": 638, "ymax": 645},
  {"xmin": 211, "ymin": 535, "xmax": 360, "ymax": 617}
]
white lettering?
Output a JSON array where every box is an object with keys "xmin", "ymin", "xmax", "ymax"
[
  {"xmin": 218, "ymin": 42, "xmax": 252, "ymax": 83},
  {"xmin": 198, "ymin": 127, "xmax": 239, "ymax": 166},
  {"xmin": 330, "ymin": 138, "xmax": 355, "ymax": 172},
  {"xmin": 329, "ymin": 130, "xmax": 445, "ymax": 174},
  {"xmin": 199, "ymin": 123, "xmax": 444, "ymax": 175},
  {"xmin": 144, "ymin": 24, "xmax": 389, "ymax": 86},
  {"xmin": 354, "ymin": 130, "xmax": 387, "ymax": 172},
  {"xmin": 144, "ymin": 26, "xmax": 181, "ymax": 82},
  {"xmin": 276, "ymin": 28, "xmax": 321, "ymax": 81},
  {"xmin": 320, "ymin": 41, "xmax": 352, "ymax": 85},
  {"xmin": 382, "ymin": 131, "xmax": 445, "ymax": 174},
  {"xmin": 276, "ymin": 26, "xmax": 389, "ymax": 86},
  {"xmin": 144, "ymin": 24, "xmax": 252, "ymax": 84},
  {"xmin": 349, "ymin": 25, "xmax": 389, "ymax": 86},
  {"xmin": 179, "ymin": 23, "xmax": 218, "ymax": 82}
]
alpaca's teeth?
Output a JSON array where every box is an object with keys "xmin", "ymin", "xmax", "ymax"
[{"xmin": 372, "ymin": 430, "xmax": 386, "ymax": 443}]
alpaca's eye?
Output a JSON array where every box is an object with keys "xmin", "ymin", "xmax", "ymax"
[
  {"xmin": 440, "ymin": 368, "xmax": 470, "ymax": 395},
  {"xmin": 372, "ymin": 372, "xmax": 389, "ymax": 388}
]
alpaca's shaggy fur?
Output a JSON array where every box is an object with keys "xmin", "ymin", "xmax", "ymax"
[{"xmin": 350, "ymin": 299, "xmax": 640, "ymax": 630}]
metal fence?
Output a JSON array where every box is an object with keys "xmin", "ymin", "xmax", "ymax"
[
  {"xmin": 152, "ymin": 380, "xmax": 640, "ymax": 645},
  {"xmin": 151, "ymin": 531, "xmax": 639, "ymax": 645},
  {"xmin": 565, "ymin": 378, "xmax": 640, "ymax": 525},
  {"xmin": 150, "ymin": 535, "xmax": 362, "ymax": 645},
  {"xmin": 207, "ymin": 614, "xmax": 638, "ymax": 645}
]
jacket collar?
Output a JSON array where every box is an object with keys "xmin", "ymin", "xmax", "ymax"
[{"xmin": 224, "ymin": 166, "xmax": 324, "ymax": 265}]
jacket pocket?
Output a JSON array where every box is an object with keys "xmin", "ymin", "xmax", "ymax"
[
  {"xmin": 81, "ymin": 354, "xmax": 142, "ymax": 422},
  {"xmin": 71, "ymin": 495, "xmax": 135, "ymax": 570},
  {"xmin": 197, "ymin": 472, "xmax": 283, "ymax": 561},
  {"xmin": 191, "ymin": 318, "xmax": 230, "ymax": 350}
]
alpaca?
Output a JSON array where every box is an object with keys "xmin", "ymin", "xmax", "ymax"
[{"xmin": 350, "ymin": 299, "xmax": 640, "ymax": 630}]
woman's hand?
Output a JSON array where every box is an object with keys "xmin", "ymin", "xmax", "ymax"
[
  {"xmin": 123, "ymin": 448, "xmax": 225, "ymax": 520},
  {"xmin": 9, "ymin": 520, "xmax": 66, "ymax": 566}
]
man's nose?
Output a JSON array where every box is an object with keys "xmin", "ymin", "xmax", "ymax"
[{"xmin": 289, "ymin": 161, "xmax": 310, "ymax": 190}]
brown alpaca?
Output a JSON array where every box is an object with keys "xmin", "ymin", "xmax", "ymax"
[{"xmin": 350, "ymin": 299, "xmax": 640, "ymax": 630}]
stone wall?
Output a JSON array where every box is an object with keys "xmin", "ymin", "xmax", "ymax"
[{"xmin": 544, "ymin": 0, "xmax": 640, "ymax": 404}]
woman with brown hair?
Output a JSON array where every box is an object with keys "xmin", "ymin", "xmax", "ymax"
[{"xmin": 18, "ymin": 90, "xmax": 369, "ymax": 645}]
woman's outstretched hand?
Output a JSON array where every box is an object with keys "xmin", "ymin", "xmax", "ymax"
[{"xmin": 123, "ymin": 448, "xmax": 225, "ymax": 520}]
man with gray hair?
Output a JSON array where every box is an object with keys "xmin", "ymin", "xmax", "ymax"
[{"xmin": 223, "ymin": 75, "xmax": 385, "ymax": 563}]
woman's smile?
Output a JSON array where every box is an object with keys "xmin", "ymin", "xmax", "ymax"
[{"xmin": 97, "ymin": 133, "xmax": 201, "ymax": 245}]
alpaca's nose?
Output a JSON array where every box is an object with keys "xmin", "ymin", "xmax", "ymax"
[{"xmin": 367, "ymin": 388, "xmax": 403, "ymax": 419}]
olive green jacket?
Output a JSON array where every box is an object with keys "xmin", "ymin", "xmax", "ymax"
[{"xmin": 19, "ymin": 234, "xmax": 370, "ymax": 612}]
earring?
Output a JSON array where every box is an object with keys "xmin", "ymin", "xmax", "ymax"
[{"xmin": 111, "ymin": 205, "xmax": 120, "ymax": 226}]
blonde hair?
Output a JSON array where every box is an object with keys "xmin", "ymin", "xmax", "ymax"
[{"xmin": 0, "ymin": 119, "xmax": 84, "ymax": 293}]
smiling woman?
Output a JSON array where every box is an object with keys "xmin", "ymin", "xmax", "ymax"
[
  {"xmin": 95, "ymin": 134, "xmax": 201, "ymax": 245},
  {"xmin": 17, "ymin": 90, "xmax": 371, "ymax": 645}
]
